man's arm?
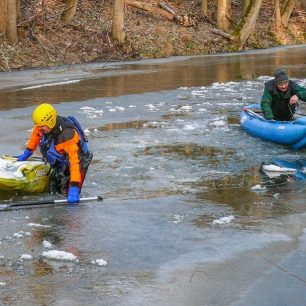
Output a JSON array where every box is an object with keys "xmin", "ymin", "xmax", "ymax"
[
  {"xmin": 261, "ymin": 87, "xmax": 274, "ymax": 119},
  {"xmin": 295, "ymin": 83, "xmax": 306, "ymax": 102}
]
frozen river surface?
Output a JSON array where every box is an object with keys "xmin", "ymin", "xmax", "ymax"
[{"xmin": 0, "ymin": 45, "xmax": 306, "ymax": 305}]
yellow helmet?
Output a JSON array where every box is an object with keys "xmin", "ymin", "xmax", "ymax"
[{"xmin": 32, "ymin": 103, "xmax": 57, "ymax": 129}]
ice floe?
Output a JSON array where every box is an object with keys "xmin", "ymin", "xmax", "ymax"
[
  {"xmin": 42, "ymin": 250, "xmax": 78, "ymax": 261},
  {"xmin": 212, "ymin": 215, "xmax": 235, "ymax": 225},
  {"xmin": 43, "ymin": 240, "xmax": 53, "ymax": 249},
  {"xmin": 20, "ymin": 254, "xmax": 33, "ymax": 260},
  {"xmin": 91, "ymin": 258, "xmax": 107, "ymax": 266}
]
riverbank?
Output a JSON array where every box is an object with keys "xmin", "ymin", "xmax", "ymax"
[
  {"xmin": 1, "ymin": 44, "xmax": 305, "ymax": 93},
  {"xmin": 0, "ymin": 0, "xmax": 305, "ymax": 71}
]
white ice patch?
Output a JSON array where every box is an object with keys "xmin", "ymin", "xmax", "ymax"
[
  {"xmin": 262, "ymin": 164, "xmax": 296, "ymax": 172},
  {"xmin": 21, "ymin": 254, "xmax": 33, "ymax": 260},
  {"xmin": 12, "ymin": 231, "xmax": 31, "ymax": 239},
  {"xmin": 170, "ymin": 215, "xmax": 184, "ymax": 224},
  {"xmin": 43, "ymin": 240, "xmax": 53, "ymax": 249},
  {"xmin": 212, "ymin": 82, "xmax": 238, "ymax": 88},
  {"xmin": 91, "ymin": 258, "xmax": 107, "ymax": 266},
  {"xmin": 183, "ymin": 124, "xmax": 196, "ymax": 130},
  {"xmin": 42, "ymin": 250, "xmax": 78, "ymax": 261},
  {"xmin": 146, "ymin": 104, "xmax": 157, "ymax": 110},
  {"xmin": 179, "ymin": 105, "xmax": 192, "ymax": 111},
  {"xmin": 210, "ymin": 120, "xmax": 227, "ymax": 127},
  {"xmin": 257, "ymin": 76, "xmax": 273, "ymax": 82},
  {"xmin": 143, "ymin": 121, "xmax": 163, "ymax": 128},
  {"xmin": 27, "ymin": 223, "xmax": 51, "ymax": 228},
  {"xmin": 251, "ymin": 184, "xmax": 266, "ymax": 191},
  {"xmin": 224, "ymin": 88, "xmax": 236, "ymax": 92},
  {"xmin": 191, "ymin": 90, "xmax": 208, "ymax": 96},
  {"xmin": 212, "ymin": 215, "xmax": 235, "ymax": 225},
  {"xmin": 0, "ymin": 282, "xmax": 6, "ymax": 286},
  {"xmin": 80, "ymin": 106, "xmax": 104, "ymax": 118}
]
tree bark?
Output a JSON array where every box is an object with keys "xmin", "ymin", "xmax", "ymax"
[
  {"xmin": 281, "ymin": 0, "xmax": 296, "ymax": 26},
  {"xmin": 61, "ymin": 0, "xmax": 78, "ymax": 23},
  {"xmin": 202, "ymin": 0, "xmax": 208, "ymax": 16},
  {"xmin": 7, "ymin": 0, "xmax": 18, "ymax": 43},
  {"xmin": 274, "ymin": 0, "xmax": 281, "ymax": 29},
  {"xmin": 112, "ymin": 0, "xmax": 125, "ymax": 44},
  {"xmin": 234, "ymin": 0, "xmax": 262, "ymax": 50},
  {"xmin": 217, "ymin": 0, "xmax": 230, "ymax": 31},
  {"xmin": 0, "ymin": 0, "xmax": 7, "ymax": 34},
  {"xmin": 243, "ymin": 0, "xmax": 250, "ymax": 14}
]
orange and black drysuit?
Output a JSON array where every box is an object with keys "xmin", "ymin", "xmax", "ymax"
[{"xmin": 26, "ymin": 116, "xmax": 92, "ymax": 194}]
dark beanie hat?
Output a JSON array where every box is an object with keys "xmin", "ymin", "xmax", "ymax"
[{"xmin": 274, "ymin": 69, "xmax": 289, "ymax": 85}]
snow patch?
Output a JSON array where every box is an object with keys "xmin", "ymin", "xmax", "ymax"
[
  {"xmin": 212, "ymin": 215, "xmax": 235, "ymax": 225},
  {"xmin": 42, "ymin": 250, "xmax": 78, "ymax": 261},
  {"xmin": 43, "ymin": 240, "xmax": 53, "ymax": 249},
  {"xmin": 21, "ymin": 254, "xmax": 33, "ymax": 260},
  {"xmin": 27, "ymin": 223, "xmax": 51, "ymax": 228},
  {"xmin": 91, "ymin": 258, "xmax": 107, "ymax": 266}
]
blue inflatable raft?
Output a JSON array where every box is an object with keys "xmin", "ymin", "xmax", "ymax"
[{"xmin": 240, "ymin": 104, "xmax": 306, "ymax": 149}]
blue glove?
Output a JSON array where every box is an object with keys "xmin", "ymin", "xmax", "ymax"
[
  {"xmin": 17, "ymin": 148, "xmax": 33, "ymax": 161},
  {"xmin": 67, "ymin": 185, "xmax": 80, "ymax": 203},
  {"xmin": 46, "ymin": 151, "xmax": 57, "ymax": 165}
]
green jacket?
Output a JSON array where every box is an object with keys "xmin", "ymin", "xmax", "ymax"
[{"xmin": 261, "ymin": 80, "xmax": 306, "ymax": 120}]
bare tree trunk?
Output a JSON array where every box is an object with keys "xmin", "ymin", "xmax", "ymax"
[
  {"xmin": 16, "ymin": 0, "xmax": 23, "ymax": 22},
  {"xmin": 281, "ymin": 0, "xmax": 296, "ymax": 26},
  {"xmin": 0, "ymin": 0, "xmax": 7, "ymax": 34},
  {"xmin": 234, "ymin": 0, "xmax": 262, "ymax": 50},
  {"xmin": 202, "ymin": 0, "xmax": 208, "ymax": 16},
  {"xmin": 7, "ymin": 0, "xmax": 18, "ymax": 43},
  {"xmin": 217, "ymin": 0, "xmax": 230, "ymax": 30},
  {"xmin": 112, "ymin": 0, "xmax": 125, "ymax": 43},
  {"xmin": 243, "ymin": 0, "xmax": 250, "ymax": 14},
  {"xmin": 61, "ymin": 0, "xmax": 78, "ymax": 23},
  {"xmin": 274, "ymin": 0, "xmax": 281, "ymax": 29}
]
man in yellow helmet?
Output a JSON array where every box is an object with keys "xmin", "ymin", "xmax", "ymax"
[{"xmin": 17, "ymin": 103, "xmax": 92, "ymax": 203}]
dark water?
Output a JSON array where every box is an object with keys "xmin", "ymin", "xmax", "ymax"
[{"xmin": 0, "ymin": 45, "xmax": 306, "ymax": 306}]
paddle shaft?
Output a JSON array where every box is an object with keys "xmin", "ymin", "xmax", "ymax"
[
  {"xmin": 244, "ymin": 108, "xmax": 264, "ymax": 119},
  {"xmin": 2, "ymin": 196, "xmax": 103, "ymax": 209}
]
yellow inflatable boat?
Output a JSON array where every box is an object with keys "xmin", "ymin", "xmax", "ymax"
[{"xmin": 0, "ymin": 155, "xmax": 50, "ymax": 193}]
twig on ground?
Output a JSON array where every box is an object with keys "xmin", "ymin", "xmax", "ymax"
[{"xmin": 210, "ymin": 28, "xmax": 234, "ymax": 40}]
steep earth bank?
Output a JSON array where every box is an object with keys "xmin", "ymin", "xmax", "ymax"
[{"xmin": 0, "ymin": 0, "xmax": 305, "ymax": 71}]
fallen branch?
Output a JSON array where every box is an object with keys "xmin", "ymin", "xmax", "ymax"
[
  {"xmin": 158, "ymin": 2, "xmax": 197, "ymax": 27},
  {"xmin": 158, "ymin": 2, "xmax": 176, "ymax": 15},
  {"xmin": 210, "ymin": 28, "xmax": 234, "ymax": 40},
  {"xmin": 125, "ymin": 0, "xmax": 174, "ymax": 20}
]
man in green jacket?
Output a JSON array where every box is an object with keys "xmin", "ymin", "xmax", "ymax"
[{"xmin": 261, "ymin": 69, "xmax": 306, "ymax": 121}]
